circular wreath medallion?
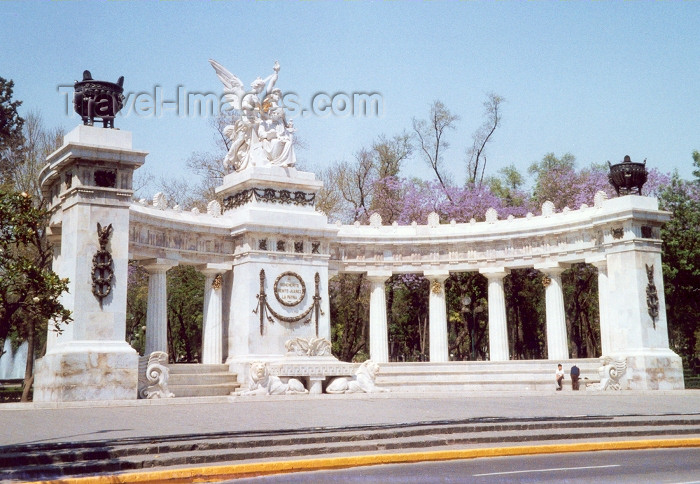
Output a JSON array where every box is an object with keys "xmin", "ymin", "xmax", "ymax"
[{"xmin": 274, "ymin": 271, "xmax": 306, "ymax": 307}]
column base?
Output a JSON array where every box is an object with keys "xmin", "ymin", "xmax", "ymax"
[
  {"xmin": 616, "ymin": 349, "xmax": 685, "ymax": 390},
  {"xmin": 33, "ymin": 341, "xmax": 138, "ymax": 402}
]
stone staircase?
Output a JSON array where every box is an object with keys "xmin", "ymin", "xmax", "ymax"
[
  {"xmin": 376, "ymin": 359, "xmax": 601, "ymax": 393},
  {"xmin": 3, "ymin": 414, "xmax": 699, "ymax": 481},
  {"xmin": 168, "ymin": 364, "xmax": 240, "ymax": 397}
]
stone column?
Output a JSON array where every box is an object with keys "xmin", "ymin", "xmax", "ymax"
[
  {"xmin": 481, "ymin": 269, "xmax": 510, "ymax": 361},
  {"xmin": 197, "ymin": 263, "xmax": 231, "ymax": 365},
  {"xmin": 46, "ymin": 229, "xmax": 63, "ymax": 352},
  {"xmin": 589, "ymin": 259, "xmax": 611, "ymax": 356},
  {"xmin": 143, "ymin": 259, "xmax": 177, "ymax": 356},
  {"xmin": 367, "ymin": 271, "xmax": 392, "ymax": 363},
  {"xmin": 425, "ymin": 271, "xmax": 450, "ymax": 362},
  {"xmin": 537, "ymin": 264, "xmax": 569, "ymax": 361}
]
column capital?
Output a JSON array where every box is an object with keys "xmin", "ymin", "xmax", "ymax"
[
  {"xmin": 196, "ymin": 262, "xmax": 233, "ymax": 276},
  {"xmin": 423, "ymin": 269, "xmax": 450, "ymax": 282},
  {"xmin": 534, "ymin": 262, "xmax": 566, "ymax": 276},
  {"xmin": 366, "ymin": 270, "xmax": 392, "ymax": 283},
  {"xmin": 479, "ymin": 268, "xmax": 509, "ymax": 280},
  {"xmin": 586, "ymin": 257, "xmax": 607, "ymax": 270},
  {"xmin": 141, "ymin": 258, "xmax": 178, "ymax": 273}
]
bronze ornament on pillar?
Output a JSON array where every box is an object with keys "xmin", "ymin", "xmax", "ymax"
[
  {"xmin": 253, "ymin": 269, "xmax": 324, "ymax": 335},
  {"xmin": 91, "ymin": 223, "xmax": 114, "ymax": 305},
  {"xmin": 211, "ymin": 274, "xmax": 222, "ymax": 290},
  {"xmin": 645, "ymin": 264, "xmax": 659, "ymax": 328}
]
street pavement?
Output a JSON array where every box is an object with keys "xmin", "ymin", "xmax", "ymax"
[{"xmin": 1, "ymin": 390, "xmax": 699, "ymax": 447}]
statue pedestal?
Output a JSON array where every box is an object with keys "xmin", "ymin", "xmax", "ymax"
[
  {"xmin": 603, "ymin": 202, "xmax": 685, "ymax": 390},
  {"xmin": 216, "ymin": 166, "xmax": 338, "ymax": 383},
  {"xmin": 33, "ymin": 125, "xmax": 146, "ymax": 401}
]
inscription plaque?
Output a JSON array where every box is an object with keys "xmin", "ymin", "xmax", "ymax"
[{"xmin": 274, "ymin": 271, "xmax": 306, "ymax": 307}]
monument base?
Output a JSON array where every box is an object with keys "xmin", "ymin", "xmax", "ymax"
[
  {"xmin": 33, "ymin": 341, "xmax": 138, "ymax": 401},
  {"xmin": 622, "ymin": 349, "xmax": 685, "ymax": 390}
]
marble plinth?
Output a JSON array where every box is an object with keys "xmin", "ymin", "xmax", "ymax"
[{"xmin": 33, "ymin": 342, "xmax": 138, "ymax": 401}]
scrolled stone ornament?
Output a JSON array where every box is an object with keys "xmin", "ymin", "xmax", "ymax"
[
  {"xmin": 92, "ymin": 223, "xmax": 114, "ymax": 304},
  {"xmin": 591, "ymin": 356, "xmax": 627, "ymax": 391},
  {"xmin": 138, "ymin": 351, "xmax": 174, "ymax": 399}
]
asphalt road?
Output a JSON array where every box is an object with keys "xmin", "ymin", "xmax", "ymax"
[{"xmin": 233, "ymin": 448, "xmax": 700, "ymax": 483}]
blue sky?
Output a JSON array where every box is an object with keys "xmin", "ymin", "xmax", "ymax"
[{"xmin": 2, "ymin": 1, "xmax": 699, "ymax": 191}]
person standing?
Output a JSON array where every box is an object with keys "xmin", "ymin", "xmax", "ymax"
[
  {"xmin": 570, "ymin": 364, "xmax": 580, "ymax": 390},
  {"xmin": 555, "ymin": 363, "xmax": 565, "ymax": 391}
]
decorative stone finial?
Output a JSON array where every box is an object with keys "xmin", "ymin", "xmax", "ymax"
[
  {"xmin": 485, "ymin": 207, "xmax": 498, "ymax": 223},
  {"xmin": 427, "ymin": 212, "xmax": 440, "ymax": 228},
  {"xmin": 541, "ymin": 201, "xmax": 555, "ymax": 217},
  {"xmin": 369, "ymin": 212, "xmax": 382, "ymax": 227},
  {"xmin": 153, "ymin": 192, "xmax": 167, "ymax": 210},
  {"xmin": 593, "ymin": 190, "xmax": 608, "ymax": 208},
  {"xmin": 207, "ymin": 200, "xmax": 222, "ymax": 217}
]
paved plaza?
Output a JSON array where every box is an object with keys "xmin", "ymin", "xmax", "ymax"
[{"xmin": 2, "ymin": 390, "xmax": 699, "ymax": 448}]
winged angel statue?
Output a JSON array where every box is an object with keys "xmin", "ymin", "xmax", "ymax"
[{"xmin": 209, "ymin": 59, "xmax": 296, "ymax": 171}]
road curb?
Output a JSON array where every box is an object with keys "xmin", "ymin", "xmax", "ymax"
[{"xmin": 36, "ymin": 438, "xmax": 700, "ymax": 483}]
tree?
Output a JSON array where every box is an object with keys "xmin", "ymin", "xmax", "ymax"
[
  {"xmin": 0, "ymin": 104, "xmax": 68, "ymax": 401},
  {"xmin": 7, "ymin": 111, "xmax": 63, "ymax": 200},
  {"xmin": 0, "ymin": 190, "xmax": 71, "ymax": 400},
  {"xmin": 166, "ymin": 266, "xmax": 204, "ymax": 363},
  {"xmin": 0, "ymin": 78, "xmax": 24, "ymax": 186},
  {"xmin": 658, "ymin": 158, "xmax": 700, "ymax": 371},
  {"xmin": 412, "ymin": 100, "xmax": 459, "ymax": 198},
  {"xmin": 466, "ymin": 93, "xmax": 504, "ymax": 187},
  {"xmin": 330, "ymin": 273, "xmax": 370, "ymax": 362}
]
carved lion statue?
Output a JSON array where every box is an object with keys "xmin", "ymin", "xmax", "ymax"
[
  {"xmin": 326, "ymin": 360, "xmax": 388, "ymax": 394},
  {"xmin": 240, "ymin": 361, "xmax": 308, "ymax": 396}
]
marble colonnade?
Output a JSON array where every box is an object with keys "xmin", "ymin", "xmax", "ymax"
[
  {"xmin": 366, "ymin": 264, "xmax": 579, "ymax": 363},
  {"xmin": 142, "ymin": 260, "xmax": 593, "ymax": 364},
  {"xmin": 142, "ymin": 260, "xmax": 230, "ymax": 364}
]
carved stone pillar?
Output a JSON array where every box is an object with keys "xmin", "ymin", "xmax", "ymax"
[
  {"xmin": 197, "ymin": 263, "xmax": 231, "ymax": 365},
  {"xmin": 143, "ymin": 259, "xmax": 177, "ymax": 356},
  {"xmin": 425, "ymin": 271, "xmax": 450, "ymax": 362},
  {"xmin": 46, "ymin": 228, "xmax": 63, "ymax": 352},
  {"xmin": 367, "ymin": 271, "xmax": 391, "ymax": 363},
  {"xmin": 537, "ymin": 264, "xmax": 569, "ymax": 361},
  {"xmin": 481, "ymin": 269, "xmax": 510, "ymax": 361},
  {"xmin": 589, "ymin": 259, "xmax": 611, "ymax": 356}
]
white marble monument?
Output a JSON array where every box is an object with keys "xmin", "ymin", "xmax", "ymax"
[{"xmin": 33, "ymin": 125, "xmax": 146, "ymax": 401}]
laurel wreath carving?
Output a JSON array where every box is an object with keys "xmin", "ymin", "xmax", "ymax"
[{"xmin": 92, "ymin": 222, "xmax": 114, "ymax": 304}]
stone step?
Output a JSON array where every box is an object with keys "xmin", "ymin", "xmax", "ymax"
[
  {"xmin": 378, "ymin": 381, "xmax": 595, "ymax": 392},
  {"xmin": 168, "ymin": 364, "xmax": 230, "ymax": 374},
  {"xmin": 375, "ymin": 370, "xmax": 598, "ymax": 380},
  {"xmin": 168, "ymin": 372, "xmax": 237, "ymax": 386},
  {"xmin": 374, "ymin": 360, "xmax": 600, "ymax": 393},
  {"xmin": 3, "ymin": 416, "xmax": 699, "ymax": 481},
  {"xmin": 163, "ymin": 364, "xmax": 240, "ymax": 398},
  {"xmin": 169, "ymin": 383, "xmax": 239, "ymax": 398}
]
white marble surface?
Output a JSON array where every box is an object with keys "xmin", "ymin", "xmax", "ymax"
[
  {"xmin": 367, "ymin": 272, "xmax": 391, "ymax": 363},
  {"xmin": 426, "ymin": 272, "xmax": 449, "ymax": 362},
  {"xmin": 482, "ymin": 270, "xmax": 509, "ymax": 361}
]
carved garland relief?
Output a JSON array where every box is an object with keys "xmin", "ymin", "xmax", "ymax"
[{"xmin": 254, "ymin": 270, "xmax": 324, "ymax": 336}]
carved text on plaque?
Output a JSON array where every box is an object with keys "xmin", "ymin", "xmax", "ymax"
[{"xmin": 274, "ymin": 271, "xmax": 306, "ymax": 307}]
